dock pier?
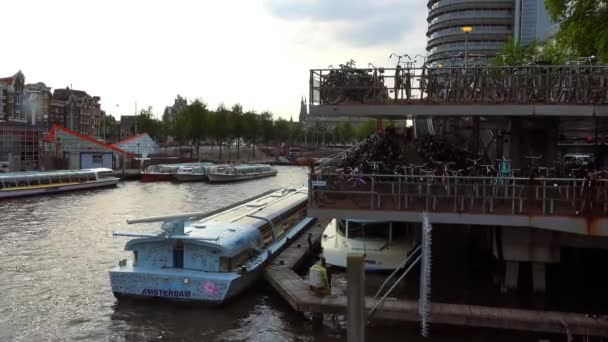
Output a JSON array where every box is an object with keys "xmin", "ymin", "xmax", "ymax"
[{"xmin": 265, "ymin": 219, "xmax": 608, "ymax": 338}]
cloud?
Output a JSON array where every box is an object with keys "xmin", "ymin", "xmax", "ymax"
[{"xmin": 265, "ymin": 0, "xmax": 426, "ymax": 46}]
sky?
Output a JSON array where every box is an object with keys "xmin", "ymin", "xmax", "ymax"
[{"xmin": 1, "ymin": 0, "xmax": 428, "ymax": 120}]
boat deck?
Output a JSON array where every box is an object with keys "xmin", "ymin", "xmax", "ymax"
[{"xmin": 264, "ymin": 221, "xmax": 608, "ymax": 337}]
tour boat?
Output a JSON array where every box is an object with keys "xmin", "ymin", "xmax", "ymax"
[
  {"xmin": 207, "ymin": 164, "xmax": 278, "ymax": 183},
  {"xmin": 140, "ymin": 163, "xmax": 207, "ymax": 182},
  {"xmin": 173, "ymin": 163, "xmax": 216, "ymax": 182},
  {"xmin": 0, "ymin": 168, "xmax": 119, "ymax": 199},
  {"xmin": 322, "ymin": 219, "xmax": 420, "ymax": 271},
  {"xmin": 140, "ymin": 164, "xmax": 182, "ymax": 182},
  {"xmin": 110, "ymin": 187, "xmax": 309, "ymax": 304}
]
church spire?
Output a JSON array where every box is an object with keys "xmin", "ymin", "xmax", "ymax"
[{"xmin": 299, "ymin": 95, "xmax": 307, "ymax": 123}]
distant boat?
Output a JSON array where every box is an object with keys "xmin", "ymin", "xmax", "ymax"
[
  {"xmin": 0, "ymin": 168, "xmax": 119, "ymax": 199},
  {"xmin": 207, "ymin": 164, "xmax": 277, "ymax": 183},
  {"xmin": 173, "ymin": 163, "xmax": 216, "ymax": 182},
  {"xmin": 110, "ymin": 187, "xmax": 309, "ymax": 304},
  {"xmin": 140, "ymin": 163, "xmax": 209, "ymax": 182}
]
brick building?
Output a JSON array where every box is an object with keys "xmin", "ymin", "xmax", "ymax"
[
  {"xmin": 0, "ymin": 70, "xmax": 26, "ymax": 122},
  {"xmin": 50, "ymin": 88, "xmax": 102, "ymax": 137},
  {"xmin": 119, "ymin": 115, "xmax": 137, "ymax": 140}
]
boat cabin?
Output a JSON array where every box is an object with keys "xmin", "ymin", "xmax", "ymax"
[
  {"xmin": 215, "ymin": 164, "xmax": 274, "ymax": 175},
  {"xmin": 335, "ymin": 219, "xmax": 420, "ymax": 248},
  {"xmin": 119, "ymin": 188, "xmax": 307, "ymax": 273},
  {"xmin": 0, "ymin": 168, "xmax": 110, "ymax": 190}
]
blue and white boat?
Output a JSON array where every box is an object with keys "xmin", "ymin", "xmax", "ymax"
[{"xmin": 109, "ymin": 187, "xmax": 310, "ymax": 304}]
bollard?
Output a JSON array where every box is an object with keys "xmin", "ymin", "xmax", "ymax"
[{"xmin": 347, "ymin": 252, "xmax": 365, "ymax": 342}]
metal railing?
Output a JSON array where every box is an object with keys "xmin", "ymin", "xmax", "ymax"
[
  {"xmin": 309, "ymin": 173, "xmax": 608, "ymax": 217},
  {"xmin": 309, "ymin": 65, "xmax": 608, "ymax": 106}
]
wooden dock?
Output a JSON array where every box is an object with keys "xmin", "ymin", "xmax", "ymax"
[{"xmin": 264, "ymin": 221, "xmax": 608, "ymax": 337}]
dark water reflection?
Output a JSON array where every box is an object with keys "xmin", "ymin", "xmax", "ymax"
[{"xmin": 0, "ymin": 166, "xmax": 536, "ymax": 341}]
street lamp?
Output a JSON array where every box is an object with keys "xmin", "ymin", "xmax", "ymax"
[{"xmin": 461, "ymin": 26, "xmax": 473, "ymax": 68}]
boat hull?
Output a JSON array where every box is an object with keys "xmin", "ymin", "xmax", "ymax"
[
  {"xmin": 109, "ymin": 265, "xmax": 261, "ymax": 304},
  {"xmin": 140, "ymin": 173, "xmax": 174, "ymax": 182},
  {"xmin": 110, "ymin": 217, "xmax": 315, "ymax": 304},
  {"xmin": 173, "ymin": 173, "xmax": 208, "ymax": 182},
  {"xmin": 0, "ymin": 178, "xmax": 119, "ymax": 199},
  {"xmin": 207, "ymin": 171, "xmax": 277, "ymax": 183}
]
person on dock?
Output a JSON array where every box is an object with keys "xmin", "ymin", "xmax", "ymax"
[{"xmin": 309, "ymin": 257, "xmax": 331, "ymax": 295}]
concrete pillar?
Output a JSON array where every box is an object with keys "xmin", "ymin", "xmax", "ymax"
[
  {"xmin": 347, "ymin": 252, "xmax": 365, "ymax": 342},
  {"xmin": 312, "ymin": 313, "xmax": 324, "ymax": 330},
  {"xmin": 532, "ymin": 262, "xmax": 547, "ymax": 293},
  {"xmin": 509, "ymin": 118, "xmax": 524, "ymax": 169},
  {"xmin": 472, "ymin": 117, "xmax": 480, "ymax": 155},
  {"xmin": 503, "ymin": 261, "xmax": 519, "ymax": 292}
]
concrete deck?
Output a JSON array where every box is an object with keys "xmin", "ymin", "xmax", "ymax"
[{"xmin": 264, "ymin": 220, "xmax": 608, "ymax": 337}]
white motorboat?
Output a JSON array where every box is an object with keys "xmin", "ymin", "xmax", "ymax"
[
  {"xmin": 322, "ymin": 219, "xmax": 420, "ymax": 271},
  {"xmin": 173, "ymin": 163, "xmax": 216, "ymax": 182},
  {"xmin": 0, "ymin": 168, "xmax": 119, "ymax": 199},
  {"xmin": 110, "ymin": 187, "xmax": 309, "ymax": 304},
  {"xmin": 207, "ymin": 164, "xmax": 277, "ymax": 183}
]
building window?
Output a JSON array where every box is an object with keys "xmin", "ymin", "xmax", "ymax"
[{"xmin": 92, "ymin": 154, "xmax": 103, "ymax": 164}]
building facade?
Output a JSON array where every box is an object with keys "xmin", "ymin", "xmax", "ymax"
[
  {"xmin": 515, "ymin": 0, "xmax": 556, "ymax": 46},
  {"xmin": 119, "ymin": 115, "xmax": 137, "ymax": 140},
  {"xmin": 22, "ymin": 82, "xmax": 51, "ymax": 125},
  {"xmin": 0, "ymin": 71, "xmax": 26, "ymax": 122},
  {"xmin": 162, "ymin": 95, "xmax": 187, "ymax": 124},
  {"xmin": 426, "ymin": 0, "xmax": 556, "ymax": 66},
  {"xmin": 51, "ymin": 88, "xmax": 102, "ymax": 137}
]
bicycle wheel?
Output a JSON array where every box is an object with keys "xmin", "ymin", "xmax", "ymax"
[{"xmin": 320, "ymin": 78, "xmax": 345, "ymax": 105}]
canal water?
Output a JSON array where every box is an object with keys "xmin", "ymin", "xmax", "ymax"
[{"xmin": 0, "ymin": 166, "xmax": 535, "ymax": 342}]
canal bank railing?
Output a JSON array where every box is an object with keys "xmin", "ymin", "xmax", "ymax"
[
  {"xmin": 308, "ymin": 173, "xmax": 608, "ymax": 219},
  {"xmin": 310, "ymin": 65, "xmax": 608, "ymax": 106}
]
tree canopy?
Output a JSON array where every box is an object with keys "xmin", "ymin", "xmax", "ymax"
[{"xmin": 545, "ymin": 0, "xmax": 608, "ymax": 62}]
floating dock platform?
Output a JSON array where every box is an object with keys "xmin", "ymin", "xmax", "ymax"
[{"xmin": 264, "ymin": 222, "xmax": 608, "ymax": 337}]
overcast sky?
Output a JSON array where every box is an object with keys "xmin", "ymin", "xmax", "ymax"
[{"xmin": 1, "ymin": 0, "xmax": 428, "ymax": 120}]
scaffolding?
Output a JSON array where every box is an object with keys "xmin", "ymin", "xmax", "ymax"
[{"xmin": 0, "ymin": 123, "xmax": 47, "ymax": 171}]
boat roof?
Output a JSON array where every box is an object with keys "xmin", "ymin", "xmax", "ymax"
[
  {"xmin": 0, "ymin": 168, "xmax": 111, "ymax": 179},
  {"xmin": 125, "ymin": 187, "xmax": 307, "ymax": 255}
]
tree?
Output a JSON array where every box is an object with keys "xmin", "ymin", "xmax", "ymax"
[
  {"xmin": 211, "ymin": 104, "xmax": 231, "ymax": 160},
  {"xmin": 231, "ymin": 103, "xmax": 244, "ymax": 160},
  {"xmin": 188, "ymin": 100, "xmax": 209, "ymax": 160},
  {"xmin": 289, "ymin": 124, "xmax": 304, "ymax": 145},
  {"xmin": 260, "ymin": 111, "xmax": 274, "ymax": 152},
  {"xmin": 136, "ymin": 106, "xmax": 162, "ymax": 140},
  {"xmin": 356, "ymin": 119, "xmax": 377, "ymax": 140},
  {"xmin": 174, "ymin": 108, "xmax": 190, "ymax": 147},
  {"xmin": 488, "ymin": 38, "xmax": 539, "ymax": 66},
  {"xmin": 242, "ymin": 111, "xmax": 259, "ymax": 157},
  {"xmin": 336, "ymin": 121, "xmax": 355, "ymax": 144},
  {"xmin": 545, "ymin": 0, "xmax": 608, "ymax": 62},
  {"xmin": 274, "ymin": 118, "xmax": 290, "ymax": 144}
]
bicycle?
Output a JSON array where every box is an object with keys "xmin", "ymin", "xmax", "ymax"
[{"xmin": 389, "ymin": 53, "xmax": 414, "ymax": 102}]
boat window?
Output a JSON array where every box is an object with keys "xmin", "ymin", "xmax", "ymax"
[
  {"xmin": 133, "ymin": 250, "xmax": 138, "ymax": 266},
  {"xmin": 219, "ymin": 249, "xmax": 256, "ymax": 272},
  {"xmin": 173, "ymin": 240, "xmax": 184, "ymax": 268},
  {"xmin": 347, "ymin": 221, "xmax": 391, "ymax": 240}
]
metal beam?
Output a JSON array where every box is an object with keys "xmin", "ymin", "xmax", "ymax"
[
  {"xmin": 309, "ymin": 104, "xmax": 608, "ymax": 118},
  {"xmin": 308, "ymin": 208, "xmax": 608, "ymax": 237}
]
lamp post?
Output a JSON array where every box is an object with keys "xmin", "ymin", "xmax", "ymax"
[{"xmin": 461, "ymin": 26, "xmax": 473, "ymax": 68}]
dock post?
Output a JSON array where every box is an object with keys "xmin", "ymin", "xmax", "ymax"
[
  {"xmin": 347, "ymin": 252, "xmax": 365, "ymax": 342},
  {"xmin": 532, "ymin": 262, "xmax": 546, "ymax": 293}
]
